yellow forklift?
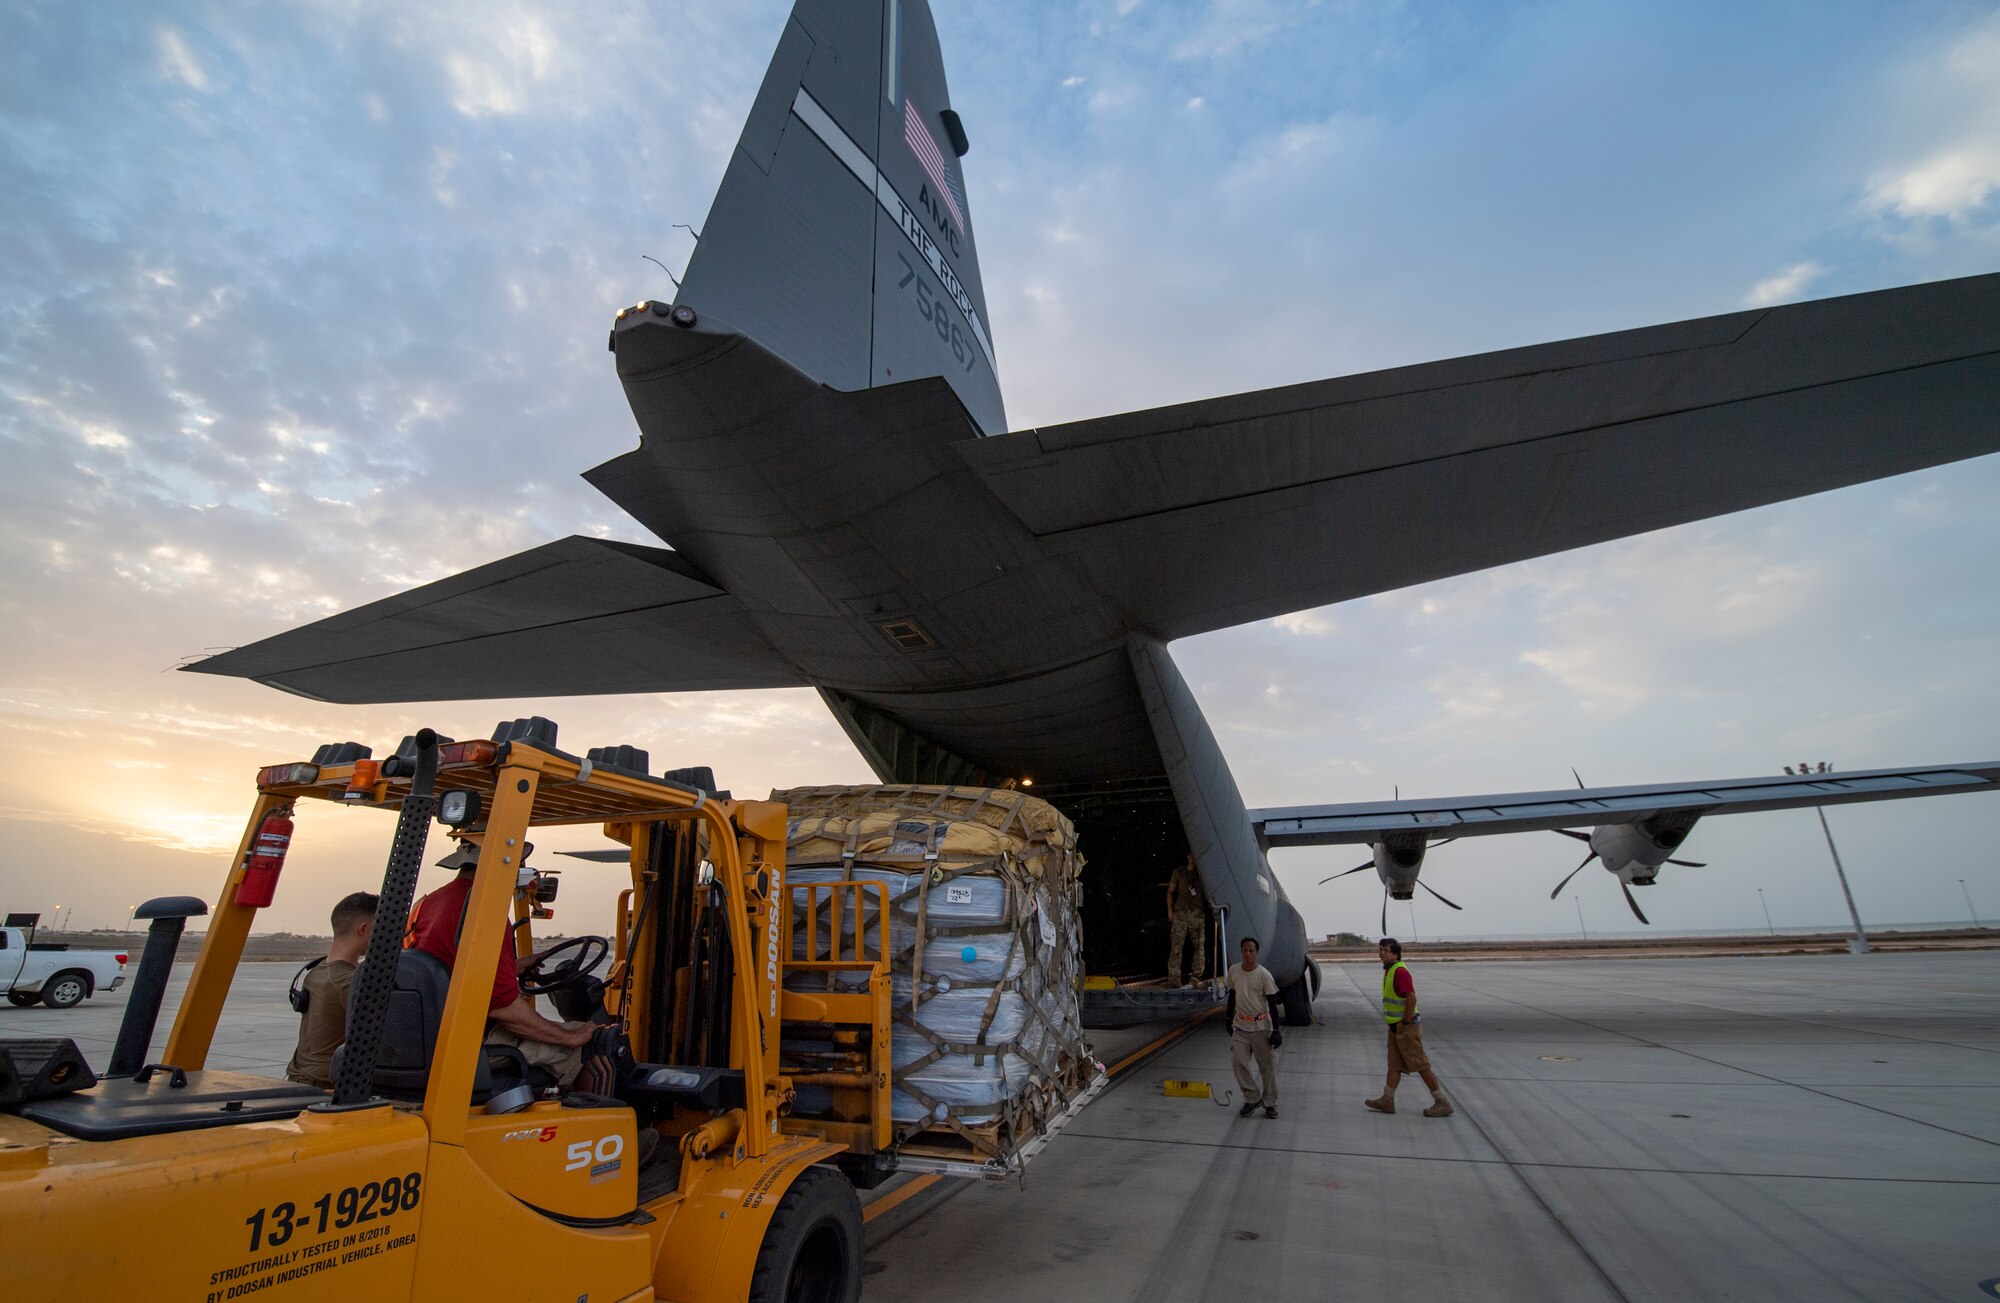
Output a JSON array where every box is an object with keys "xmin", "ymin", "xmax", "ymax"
[{"xmin": 0, "ymin": 723, "xmax": 900, "ymax": 1301}]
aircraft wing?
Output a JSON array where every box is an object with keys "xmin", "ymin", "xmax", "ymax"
[
  {"xmin": 961, "ymin": 273, "xmax": 2000, "ymax": 640},
  {"xmin": 181, "ymin": 537, "xmax": 803, "ymax": 703},
  {"xmin": 1249, "ymin": 763, "xmax": 2000, "ymax": 848}
]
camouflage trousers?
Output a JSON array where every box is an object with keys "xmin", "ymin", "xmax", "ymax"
[{"xmin": 1168, "ymin": 913, "xmax": 1206, "ymax": 984}]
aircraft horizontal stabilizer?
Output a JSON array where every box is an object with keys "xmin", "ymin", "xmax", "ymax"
[
  {"xmin": 181, "ymin": 537, "xmax": 803, "ymax": 703},
  {"xmin": 963, "ymin": 273, "xmax": 2000, "ymax": 640},
  {"xmin": 1251, "ymin": 762, "xmax": 2000, "ymax": 847}
]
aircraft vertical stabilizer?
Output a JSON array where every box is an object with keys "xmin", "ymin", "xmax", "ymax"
[{"xmin": 674, "ymin": 0, "xmax": 1006, "ymax": 435}]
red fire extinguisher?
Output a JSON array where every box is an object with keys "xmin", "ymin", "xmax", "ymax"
[{"xmin": 236, "ymin": 806, "xmax": 295, "ymax": 908}]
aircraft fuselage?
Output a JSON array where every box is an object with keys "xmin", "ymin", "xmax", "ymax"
[{"xmin": 596, "ymin": 317, "xmax": 1307, "ymax": 983}]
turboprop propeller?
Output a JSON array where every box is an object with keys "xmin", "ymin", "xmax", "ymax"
[
  {"xmin": 1320, "ymin": 831, "xmax": 1462, "ymax": 934},
  {"xmin": 1547, "ymin": 826, "xmax": 1707, "ymax": 924},
  {"xmin": 1542, "ymin": 769, "xmax": 1706, "ymax": 923}
]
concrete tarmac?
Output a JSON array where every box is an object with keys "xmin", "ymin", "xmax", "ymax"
[
  {"xmin": 8, "ymin": 955, "xmax": 1998, "ymax": 1299},
  {"xmin": 1, "ymin": 959, "xmax": 300, "ymax": 1077},
  {"xmin": 866, "ymin": 952, "xmax": 2000, "ymax": 1302}
]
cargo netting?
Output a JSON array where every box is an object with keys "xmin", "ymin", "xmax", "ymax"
[{"xmin": 773, "ymin": 784, "xmax": 1096, "ymax": 1163}]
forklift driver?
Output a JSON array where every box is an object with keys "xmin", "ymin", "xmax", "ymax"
[{"xmin": 407, "ymin": 841, "xmax": 596, "ymax": 1088}]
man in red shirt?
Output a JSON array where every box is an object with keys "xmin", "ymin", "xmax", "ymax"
[
  {"xmin": 407, "ymin": 841, "xmax": 594, "ymax": 1087},
  {"xmin": 1365, "ymin": 937, "xmax": 1453, "ymax": 1117}
]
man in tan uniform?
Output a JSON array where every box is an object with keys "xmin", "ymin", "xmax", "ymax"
[
  {"xmin": 1165, "ymin": 854, "xmax": 1208, "ymax": 987},
  {"xmin": 285, "ymin": 891, "xmax": 378, "ymax": 1088},
  {"xmin": 1224, "ymin": 936, "xmax": 1280, "ymax": 1118}
]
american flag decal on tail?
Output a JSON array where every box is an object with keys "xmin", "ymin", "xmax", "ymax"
[{"xmin": 904, "ymin": 98, "xmax": 964, "ymax": 233}]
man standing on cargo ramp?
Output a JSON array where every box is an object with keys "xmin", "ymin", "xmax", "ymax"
[
  {"xmin": 1166, "ymin": 853, "xmax": 1207, "ymax": 987},
  {"xmin": 1225, "ymin": 937, "xmax": 1280, "ymax": 1118},
  {"xmin": 1365, "ymin": 937, "xmax": 1453, "ymax": 1117}
]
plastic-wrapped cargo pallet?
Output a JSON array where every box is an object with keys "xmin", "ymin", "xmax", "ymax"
[{"xmin": 774, "ymin": 784, "xmax": 1095, "ymax": 1163}]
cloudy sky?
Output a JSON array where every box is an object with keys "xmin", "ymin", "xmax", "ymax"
[{"xmin": 3, "ymin": 0, "xmax": 1997, "ymax": 944}]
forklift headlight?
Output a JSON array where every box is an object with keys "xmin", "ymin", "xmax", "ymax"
[{"xmin": 437, "ymin": 789, "xmax": 481, "ymax": 828}]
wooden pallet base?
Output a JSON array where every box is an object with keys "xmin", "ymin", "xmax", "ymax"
[{"xmin": 890, "ymin": 1047, "xmax": 1097, "ymax": 1166}]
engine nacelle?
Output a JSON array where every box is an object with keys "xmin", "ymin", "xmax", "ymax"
[
  {"xmin": 1589, "ymin": 811, "xmax": 1702, "ymax": 884},
  {"xmin": 1374, "ymin": 832, "xmax": 1429, "ymax": 899}
]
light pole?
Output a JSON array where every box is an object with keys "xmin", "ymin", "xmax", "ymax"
[
  {"xmin": 1757, "ymin": 888, "xmax": 1775, "ymax": 937},
  {"xmin": 1574, "ymin": 894, "xmax": 1588, "ymax": 942},
  {"xmin": 1786, "ymin": 763, "xmax": 1868, "ymax": 955},
  {"xmin": 1408, "ymin": 900, "xmax": 1419, "ymax": 945},
  {"xmin": 1960, "ymin": 878, "xmax": 1981, "ymax": 929}
]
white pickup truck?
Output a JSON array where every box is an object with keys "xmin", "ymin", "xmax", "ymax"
[{"xmin": 0, "ymin": 924, "xmax": 127, "ymax": 1009}]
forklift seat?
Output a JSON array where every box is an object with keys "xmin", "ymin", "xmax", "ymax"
[{"xmin": 332, "ymin": 949, "xmax": 532, "ymax": 1104}]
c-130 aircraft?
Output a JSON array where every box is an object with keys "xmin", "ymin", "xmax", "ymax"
[{"xmin": 191, "ymin": 0, "xmax": 2000, "ymax": 1023}]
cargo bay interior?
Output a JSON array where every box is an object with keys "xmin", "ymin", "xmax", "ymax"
[{"xmin": 1038, "ymin": 777, "xmax": 1198, "ymax": 982}]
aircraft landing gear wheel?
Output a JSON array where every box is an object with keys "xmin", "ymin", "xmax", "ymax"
[
  {"xmin": 747, "ymin": 1167, "xmax": 862, "ymax": 1303},
  {"xmin": 6, "ymin": 991, "xmax": 40, "ymax": 1007},
  {"xmin": 1280, "ymin": 974, "xmax": 1313, "ymax": 1027},
  {"xmin": 42, "ymin": 974, "xmax": 88, "ymax": 1010}
]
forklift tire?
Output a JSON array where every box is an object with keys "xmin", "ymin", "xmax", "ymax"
[
  {"xmin": 747, "ymin": 1166, "xmax": 862, "ymax": 1303},
  {"xmin": 6, "ymin": 991, "xmax": 39, "ymax": 1007},
  {"xmin": 41, "ymin": 973, "xmax": 89, "ymax": 1010},
  {"xmin": 1279, "ymin": 974, "xmax": 1313, "ymax": 1027}
]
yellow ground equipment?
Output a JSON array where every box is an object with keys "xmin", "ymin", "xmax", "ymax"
[{"xmin": 0, "ymin": 723, "xmax": 910, "ymax": 1301}]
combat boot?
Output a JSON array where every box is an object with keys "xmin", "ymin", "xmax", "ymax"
[
  {"xmin": 1364, "ymin": 1095, "xmax": 1395, "ymax": 1114},
  {"xmin": 1423, "ymin": 1096, "xmax": 1455, "ymax": 1118}
]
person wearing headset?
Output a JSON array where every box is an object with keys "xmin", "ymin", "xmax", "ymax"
[{"xmin": 284, "ymin": 891, "xmax": 379, "ymax": 1088}]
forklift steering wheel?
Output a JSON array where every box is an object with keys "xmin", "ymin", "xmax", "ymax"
[{"xmin": 517, "ymin": 934, "xmax": 610, "ymax": 996}]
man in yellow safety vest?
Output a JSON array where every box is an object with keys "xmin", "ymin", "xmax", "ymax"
[{"xmin": 1364, "ymin": 937, "xmax": 1453, "ymax": 1117}]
